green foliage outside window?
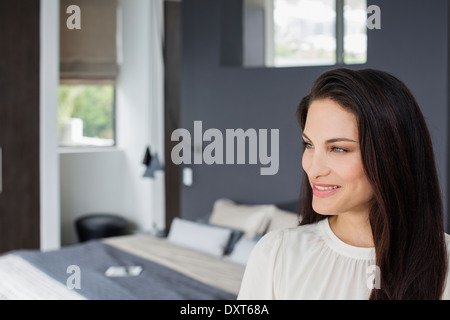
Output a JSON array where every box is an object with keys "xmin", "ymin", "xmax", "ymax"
[{"xmin": 58, "ymin": 85, "xmax": 115, "ymax": 146}]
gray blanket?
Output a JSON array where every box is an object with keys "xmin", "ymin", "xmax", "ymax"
[{"xmin": 13, "ymin": 240, "xmax": 236, "ymax": 300}]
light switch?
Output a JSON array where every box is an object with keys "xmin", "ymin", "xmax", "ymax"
[{"xmin": 182, "ymin": 167, "xmax": 193, "ymax": 186}]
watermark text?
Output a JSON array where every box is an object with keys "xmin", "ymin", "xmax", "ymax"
[{"xmin": 171, "ymin": 121, "xmax": 279, "ymax": 176}]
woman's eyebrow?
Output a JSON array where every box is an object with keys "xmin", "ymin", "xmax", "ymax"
[
  {"xmin": 302, "ymin": 133, "xmax": 358, "ymax": 144},
  {"xmin": 302, "ymin": 133, "xmax": 311, "ymax": 141},
  {"xmin": 326, "ymin": 138, "xmax": 359, "ymax": 144}
]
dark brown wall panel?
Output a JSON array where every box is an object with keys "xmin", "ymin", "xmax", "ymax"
[
  {"xmin": 164, "ymin": 0, "xmax": 182, "ymax": 232},
  {"xmin": 0, "ymin": 0, "xmax": 40, "ymax": 253}
]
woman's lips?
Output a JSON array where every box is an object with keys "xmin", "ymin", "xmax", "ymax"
[{"xmin": 312, "ymin": 183, "xmax": 341, "ymax": 197}]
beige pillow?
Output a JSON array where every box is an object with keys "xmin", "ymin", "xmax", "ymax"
[
  {"xmin": 208, "ymin": 198, "xmax": 274, "ymax": 239},
  {"xmin": 266, "ymin": 207, "xmax": 300, "ymax": 233}
]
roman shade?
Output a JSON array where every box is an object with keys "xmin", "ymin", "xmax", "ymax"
[{"xmin": 60, "ymin": 0, "xmax": 119, "ymax": 83}]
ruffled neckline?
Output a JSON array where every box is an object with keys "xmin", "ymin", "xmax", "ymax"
[{"xmin": 318, "ymin": 218, "xmax": 375, "ymax": 260}]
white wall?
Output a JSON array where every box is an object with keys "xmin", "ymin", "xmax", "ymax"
[
  {"xmin": 115, "ymin": 0, "xmax": 165, "ymax": 232},
  {"xmin": 40, "ymin": 0, "xmax": 60, "ymax": 250},
  {"xmin": 59, "ymin": 0, "xmax": 165, "ymax": 245},
  {"xmin": 60, "ymin": 149, "xmax": 125, "ymax": 244}
]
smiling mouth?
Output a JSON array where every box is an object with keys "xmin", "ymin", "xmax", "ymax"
[
  {"xmin": 314, "ymin": 185, "xmax": 340, "ymax": 191},
  {"xmin": 312, "ymin": 184, "xmax": 341, "ymax": 197}
]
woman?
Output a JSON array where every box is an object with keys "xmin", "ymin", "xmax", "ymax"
[{"xmin": 237, "ymin": 68, "xmax": 450, "ymax": 300}]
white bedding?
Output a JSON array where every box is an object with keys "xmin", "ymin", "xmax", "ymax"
[
  {"xmin": 104, "ymin": 235, "xmax": 246, "ymax": 295},
  {"xmin": 0, "ymin": 234, "xmax": 245, "ymax": 300},
  {"xmin": 0, "ymin": 198, "xmax": 298, "ymax": 300},
  {"xmin": 0, "ymin": 254, "xmax": 85, "ymax": 300}
]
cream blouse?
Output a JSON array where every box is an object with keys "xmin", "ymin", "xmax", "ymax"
[{"xmin": 237, "ymin": 218, "xmax": 450, "ymax": 300}]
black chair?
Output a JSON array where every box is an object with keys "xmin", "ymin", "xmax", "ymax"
[{"xmin": 75, "ymin": 213, "xmax": 128, "ymax": 242}]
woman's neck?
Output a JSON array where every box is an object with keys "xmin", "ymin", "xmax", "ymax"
[{"xmin": 328, "ymin": 213, "xmax": 374, "ymax": 248}]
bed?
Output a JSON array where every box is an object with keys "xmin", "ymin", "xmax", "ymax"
[{"xmin": 0, "ymin": 198, "xmax": 299, "ymax": 300}]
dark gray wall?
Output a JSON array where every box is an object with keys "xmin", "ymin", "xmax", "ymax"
[{"xmin": 180, "ymin": 0, "xmax": 449, "ymax": 230}]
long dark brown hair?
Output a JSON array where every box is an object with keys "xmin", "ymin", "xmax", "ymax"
[{"xmin": 297, "ymin": 68, "xmax": 447, "ymax": 299}]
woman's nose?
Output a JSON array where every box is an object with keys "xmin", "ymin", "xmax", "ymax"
[{"xmin": 303, "ymin": 150, "xmax": 331, "ymax": 180}]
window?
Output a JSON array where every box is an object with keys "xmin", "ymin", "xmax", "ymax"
[
  {"xmin": 272, "ymin": 0, "xmax": 336, "ymax": 66},
  {"xmin": 343, "ymin": 0, "xmax": 367, "ymax": 64},
  {"xmin": 59, "ymin": 0, "xmax": 119, "ymax": 147},
  {"xmin": 240, "ymin": 0, "xmax": 367, "ymax": 67},
  {"xmin": 58, "ymin": 85, "xmax": 116, "ymax": 147}
]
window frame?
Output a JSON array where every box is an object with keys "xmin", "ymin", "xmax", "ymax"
[{"xmin": 242, "ymin": 0, "xmax": 367, "ymax": 68}]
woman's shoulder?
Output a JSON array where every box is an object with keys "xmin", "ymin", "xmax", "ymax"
[
  {"xmin": 445, "ymin": 233, "xmax": 450, "ymax": 242},
  {"xmin": 254, "ymin": 220, "xmax": 323, "ymax": 253},
  {"xmin": 238, "ymin": 222, "xmax": 323, "ymax": 299},
  {"xmin": 444, "ymin": 233, "xmax": 450, "ymax": 252},
  {"xmin": 268, "ymin": 220, "xmax": 320, "ymax": 236},
  {"xmin": 444, "ymin": 233, "xmax": 450, "ymax": 254},
  {"xmin": 439, "ymin": 233, "xmax": 450, "ymax": 299}
]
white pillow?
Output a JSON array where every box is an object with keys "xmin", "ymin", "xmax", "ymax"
[
  {"xmin": 228, "ymin": 237, "xmax": 258, "ymax": 265},
  {"xmin": 266, "ymin": 207, "xmax": 299, "ymax": 233},
  {"xmin": 167, "ymin": 218, "xmax": 232, "ymax": 257},
  {"xmin": 208, "ymin": 199, "xmax": 274, "ymax": 239}
]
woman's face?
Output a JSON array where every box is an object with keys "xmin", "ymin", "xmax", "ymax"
[{"xmin": 302, "ymin": 98, "xmax": 374, "ymax": 217}]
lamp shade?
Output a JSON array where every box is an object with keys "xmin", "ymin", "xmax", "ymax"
[
  {"xmin": 143, "ymin": 152, "xmax": 164, "ymax": 178},
  {"xmin": 142, "ymin": 147, "xmax": 152, "ymax": 166}
]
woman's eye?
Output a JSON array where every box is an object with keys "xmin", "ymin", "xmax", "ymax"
[
  {"xmin": 303, "ymin": 142, "xmax": 313, "ymax": 149},
  {"xmin": 331, "ymin": 146, "xmax": 347, "ymax": 153}
]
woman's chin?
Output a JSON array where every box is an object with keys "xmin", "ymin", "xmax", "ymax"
[{"xmin": 312, "ymin": 203, "xmax": 339, "ymax": 216}]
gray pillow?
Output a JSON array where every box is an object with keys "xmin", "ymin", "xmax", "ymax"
[
  {"xmin": 167, "ymin": 218, "xmax": 233, "ymax": 257},
  {"xmin": 196, "ymin": 214, "xmax": 243, "ymax": 255},
  {"xmin": 228, "ymin": 237, "xmax": 258, "ymax": 265}
]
